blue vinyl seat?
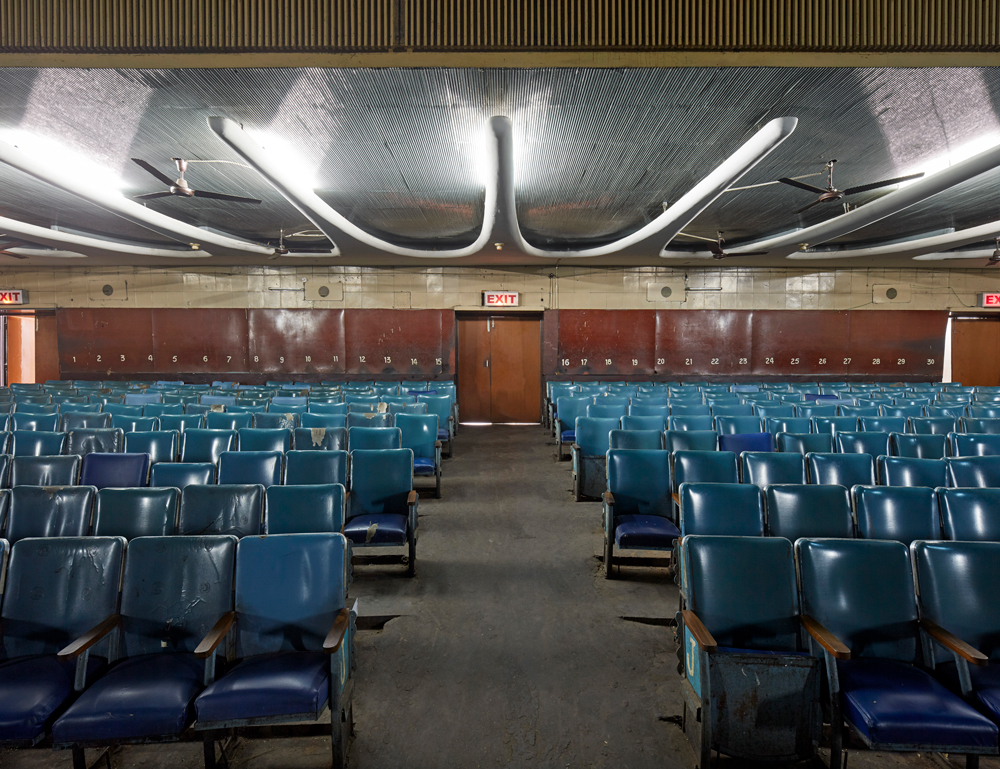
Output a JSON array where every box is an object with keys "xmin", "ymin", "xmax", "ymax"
[
  {"xmin": 797, "ymin": 405, "xmax": 837, "ymax": 418},
  {"xmin": 555, "ymin": 396, "xmax": 590, "ymax": 460},
  {"xmin": 301, "ymin": 413, "xmax": 347, "ymax": 429},
  {"xmin": 588, "ymin": 402, "xmax": 626, "ymax": 419},
  {"xmin": 5, "ymin": 485, "xmax": 95, "ymax": 543},
  {"xmin": 283, "ymin": 451, "xmax": 348, "ymax": 487},
  {"xmin": 343, "ymin": 395, "xmax": 378, "ymax": 410},
  {"xmin": 123, "ymin": 431, "xmax": 177, "ymax": 465},
  {"xmin": 571, "ymin": 417, "xmax": 620, "ymax": 501},
  {"xmin": 397, "ymin": 413, "xmax": 442, "ymax": 499},
  {"xmin": 741, "ymin": 450, "xmax": 808, "ymax": 486},
  {"xmin": 160, "ymin": 414, "xmax": 204, "ymax": 433},
  {"xmin": 665, "ymin": 430, "xmax": 718, "ymax": 453},
  {"xmin": 603, "ymin": 449, "xmax": 677, "ymax": 579},
  {"xmin": 836, "ymin": 431, "xmax": 890, "ymax": 456},
  {"xmin": 619, "ymin": 415, "xmax": 663, "ymax": 431},
  {"xmin": 672, "ymin": 451, "xmax": 738, "ymax": 501},
  {"xmin": 679, "ymin": 482, "xmax": 764, "ymax": 537},
  {"xmin": 950, "ymin": 433, "xmax": 1000, "ymax": 457},
  {"xmin": 126, "ymin": 393, "xmax": 163, "ymax": 406},
  {"xmin": 806, "ymin": 452, "xmax": 876, "ymax": 487},
  {"xmin": 668, "ymin": 415, "xmax": 712, "ymax": 431},
  {"xmin": 0, "ymin": 537, "xmax": 124, "ymax": 745},
  {"xmin": 776, "ymin": 432, "xmax": 833, "ymax": 455},
  {"xmin": 265, "ymin": 484, "xmax": 345, "ymax": 534},
  {"xmin": 92, "ymin": 487, "xmax": 179, "ymax": 538},
  {"xmin": 714, "ymin": 416, "xmax": 763, "ymax": 435},
  {"xmin": 796, "ymin": 538, "xmax": 997, "ymax": 769},
  {"xmin": 205, "ymin": 412, "xmax": 253, "ymax": 431},
  {"xmin": 348, "ymin": 426, "xmax": 402, "ymax": 451},
  {"xmin": 184, "ymin": 404, "xmax": 212, "ymax": 416},
  {"xmin": 345, "ymin": 411, "xmax": 392, "ymax": 430},
  {"xmin": 891, "ymin": 432, "xmax": 947, "ymax": 459},
  {"xmin": 881, "ymin": 405, "xmax": 925, "ymax": 418},
  {"xmin": 253, "ymin": 412, "xmax": 299, "ymax": 430},
  {"xmin": 711, "ymin": 404, "xmax": 753, "ymax": 417},
  {"xmin": 860, "ymin": 416, "xmax": 907, "ymax": 434},
  {"xmin": 109, "ymin": 415, "xmax": 159, "ymax": 433},
  {"xmin": 946, "ymin": 456, "xmax": 1000, "ymax": 488},
  {"xmin": 765, "ymin": 417, "xmax": 813, "ymax": 437},
  {"xmin": 840, "ymin": 406, "xmax": 881, "ymax": 417},
  {"xmin": 294, "ymin": 426, "xmax": 346, "ymax": 451},
  {"xmin": 79, "ymin": 452, "xmax": 150, "ymax": 489},
  {"xmin": 65, "ymin": 428, "xmax": 124, "ymax": 457},
  {"xmin": 13, "ymin": 402, "xmax": 57, "ymax": 414},
  {"xmin": 853, "ymin": 485, "xmax": 942, "ymax": 544},
  {"xmin": 345, "ymin": 449, "xmax": 417, "ymax": 575},
  {"xmin": 670, "ymin": 404, "xmax": 711, "ymax": 417},
  {"xmin": 180, "ymin": 429, "xmax": 236, "ymax": 464},
  {"xmin": 679, "ymin": 536, "xmax": 821, "ymax": 765},
  {"xmin": 60, "ymin": 412, "xmax": 112, "ymax": 432},
  {"xmin": 938, "ymin": 488, "xmax": 1000, "ymax": 541},
  {"xmin": 764, "ymin": 483, "xmax": 853, "ymax": 540},
  {"xmin": 910, "ymin": 416, "xmax": 957, "ymax": 435},
  {"xmin": 192, "ymin": 534, "xmax": 354, "ymax": 768},
  {"xmin": 878, "ymin": 456, "xmax": 948, "ymax": 488},
  {"xmin": 10, "ymin": 455, "xmax": 80, "ymax": 487},
  {"xmin": 718, "ymin": 432, "xmax": 772, "ymax": 455},
  {"xmin": 11, "ymin": 430, "xmax": 65, "ymax": 456},
  {"xmin": 177, "ymin": 484, "xmax": 263, "ymax": 538},
  {"xmin": 143, "ymin": 404, "xmax": 183, "ymax": 418},
  {"xmin": 237, "ymin": 428, "xmax": 292, "ymax": 453},
  {"xmin": 962, "ymin": 419, "xmax": 1000, "ymax": 435},
  {"xmin": 812, "ymin": 416, "xmax": 860, "ymax": 435},
  {"xmin": 754, "ymin": 405, "xmax": 796, "ymax": 418},
  {"xmin": 629, "ymin": 403, "xmax": 670, "ymax": 418},
  {"xmin": 10, "ymin": 413, "xmax": 59, "ymax": 432},
  {"xmin": 417, "ymin": 394, "xmax": 454, "ymax": 455},
  {"xmin": 51, "ymin": 536, "xmax": 236, "ymax": 759},
  {"xmin": 217, "ymin": 451, "xmax": 283, "ymax": 488},
  {"xmin": 609, "ymin": 429, "xmax": 664, "ymax": 450},
  {"xmin": 149, "ymin": 462, "xmax": 215, "ymax": 489}
]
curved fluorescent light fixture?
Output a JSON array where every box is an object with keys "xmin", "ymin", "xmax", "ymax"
[
  {"xmin": 784, "ymin": 220, "xmax": 1000, "ymax": 261},
  {"xmin": 0, "ymin": 137, "xmax": 274, "ymax": 257},
  {"xmin": 728, "ymin": 140, "xmax": 1000, "ymax": 257},
  {"xmin": 489, "ymin": 116, "xmax": 798, "ymax": 258},
  {"xmin": 3, "ymin": 248, "xmax": 87, "ymax": 258},
  {"xmin": 209, "ymin": 116, "xmax": 498, "ymax": 258},
  {"xmin": 912, "ymin": 248, "xmax": 995, "ymax": 261},
  {"xmin": 0, "ymin": 214, "xmax": 208, "ymax": 258}
]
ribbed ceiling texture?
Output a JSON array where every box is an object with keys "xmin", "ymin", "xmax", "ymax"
[{"xmin": 0, "ymin": 66, "xmax": 997, "ymax": 267}]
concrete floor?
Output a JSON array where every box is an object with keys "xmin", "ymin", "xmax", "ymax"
[{"xmin": 3, "ymin": 424, "xmax": 997, "ymax": 768}]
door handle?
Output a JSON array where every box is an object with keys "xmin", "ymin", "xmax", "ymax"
[{"xmin": 484, "ymin": 360, "xmax": 489, "ymax": 368}]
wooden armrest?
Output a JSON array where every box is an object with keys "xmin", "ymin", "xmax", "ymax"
[
  {"xmin": 323, "ymin": 608, "xmax": 351, "ymax": 654},
  {"xmin": 681, "ymin": 610, "xmax": 717, "ymax": 653},
  {"xmin": 671, "ymin": 492, "xmax": 680, "ymax": 505},
  {"xmin": 407, "ymin": 490, "xmax": 418, "ymax": 505},
  {"xmin": 57, "ymin": 614, "xmax": 120, "ymax": 660},
  {"xmin": 194, "ymin": 612, "xmax": 236, "ymax": 659},
  {"xmin": 571, "ymin": 444, "xmax": 580, "ymax": 451},
  {"xmin": 801, "ymin": 615, "xmax": 851, "ymax": 660},
  {"xmin": 434, "ymin": 440, "xmax": 442, "ymax": 448},
  {"xmin": 603, "ymin": 491, "xmax": 615, "ymax": 505},
  {"xmin": 922, "ymin": 619, "xmax": 988, "ymax": 667}
]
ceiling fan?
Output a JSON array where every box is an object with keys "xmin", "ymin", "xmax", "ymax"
[
  {"xmin": 988, "ymin": 238, "xmax": 1000, "ymax": 266},
  {"xmin": 778, "ymin": 159, "xmax": 925, "ymax": 214},
  {"xmin": 0, "ymin": 237, "xmax": 29, "ymax": 259},
  {"xmin": 679, "ymin": 231, "xmax": 769, "ymax": 259},
  {"xmin": 131, "ymin": 157, "xmax": 262, "ymax": 204}
]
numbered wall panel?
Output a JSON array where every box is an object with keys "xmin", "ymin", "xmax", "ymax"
[
  {"xmin": 656, "ymin": 311, "xmax": 753, "ymax": 375},
  {"xmin": 344, "ymin": 310, "xmax": 454, "ymax": 376},
  {"xmin": 152, "ymin": 309, "xmax": 249, "ymax": 374},
  {"xmin": 58, "ymin": 309, "xmax": 155, "ymax": 375},
  {"xmin": 556, "ymin": 311, "xmax": 656, "ymax": 375},
  {"xmin": 247, "ymin": 310, "xmax": 346, "ymax": 374}
]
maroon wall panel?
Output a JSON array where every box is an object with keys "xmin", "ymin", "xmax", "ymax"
[
  {"xmin": 247, "ymin": 310, "xmax": 345, "ymax": 374},
  {"xmin": 542, "ymin": 310, "xmax": 560, "ymax": 375},
  {"xmin": 557, "ymin": 310, "xmax": 656, "ymax": 376},
  {"xmin": 751, "ymin": 311, "xmax": 852, "ymax": 377},
  {"xmin": 655, "ymin": 310, "xmax": 753, "ymax": 377},
  {"xmin": 344, "ymin": 310, "xmax": 454, "ymax": 377},
  {"xmin": 151, "ymin": 309, "xmax": 249, "ymax": 374},
  {"xmin": 58, "ymin": 309, "xmax": 155, "ymax": 376},
  {"xmin": 848, "ymin": 311, "xmax": 947, "ymax": 378}
]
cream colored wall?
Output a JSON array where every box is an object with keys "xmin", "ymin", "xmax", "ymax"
[{"xmin": 1, "ymin": 264, "xmax": 997, "ymax": 312}]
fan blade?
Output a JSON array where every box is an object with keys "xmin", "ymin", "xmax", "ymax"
[
  {"xmin": 131, "ymin": 158, "xmax": 177, "ymax": 187},
  {"xmin": 842, "ymin": 173, "xmax": 925, "ymax": 196},
  {"xmin": 708, "ymin": 241, "xmax": 724, "ymax": 256},
  {"xmin": 134, "ymin": 191, "xmax": 174, "ymax": 200},
  {"xmin": 795, "ymin": 199, "xmax": 825, "ymax": 215},
  {"xmin": 778, "ymin": 177, "xmax": 829, "ymax": 195},
  {"xmin": 192, "ymin": 189, "xmax": 262, "ymax": 204},
  {"xmin": 715, "ymin": 251, "xmax": 769, "ymax": 259},
  {"xmin": 0, "ymin": 250, "xmax": 29, "ymax": 259}
]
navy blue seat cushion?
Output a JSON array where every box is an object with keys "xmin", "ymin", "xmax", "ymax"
[
  {"xmin": 344, "ymin": 513, "xmax": 408, "ymax": 544},
  {"xmin": 937, "ymin": 662, "xmax": 1000, "ymax": 726},
  {"xmin": 614, "ymin": 514, "xmax": 680, "ymax": 549},
  {"xmin": 437, "ymin": 429, "xmax": 449, "ymax": 440},
  {"xmin": 838, "ymin": 658, "xmax": 998, "ymax": 748},
  {"xmin": 195, "ymin": 651, "xmax": 328, "ymax": 723},
  {"xmin": 0, "ymin": 655, "xmax": 105, "ymax": 741},
  {"xmin": 53, "ymin": 654, "xmax": 203, "ymax": 742},
  {"xmin": 560, "ymin": 430, "xmax": 575, "ymax": 442},
  {"xmin": 413, "ymin": 457, "xmax": 435, "ymax": 475}
]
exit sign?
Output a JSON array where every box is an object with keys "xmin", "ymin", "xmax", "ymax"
[
  {"xmin": 483, "ymin": 291, "xmax": 519, "ymax": 307},
  {"xmin": 978, "ymin": 292, "xmax": 1000, "ymax": 308},
  {"xmin": 0, "ymin": 290, "xmax": 25, "ymax": 304}
]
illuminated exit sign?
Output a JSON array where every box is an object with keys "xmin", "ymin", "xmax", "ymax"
[
  {"xmin": 0, "ymin": 290, "xmax": 25, "ymax": 304},
  {"xmin": 483, "ymin": 291, "xmax": 519, "ymax": 307},
  {"xmin": 978, "ymin": 292, "xmax": 1000, "ymax": 308}
]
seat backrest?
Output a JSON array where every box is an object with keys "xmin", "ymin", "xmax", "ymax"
[
  {"xmin": 233, "ymin": 533, "xmax": 347, "ymax": 657},
  {"xmin": 301, "ymin": 412, "xmax": 347, "ymax": 429},
  {"xmin": 961, "ymin": 418, "xmax": 1000, "ymax": 435},
  {"xmin": 839, "ymin": 406, "xmax": 880, "ymax": 417},
  {"xmin": 348, "ymin": 426, "xmax": 402, "ymax": 451},
  {"xmin": 951, "ymin": 432, "xmax": 1000, "ymax": 457},
  {"xmin": 6, "ymin": 485, "xmax": 96, "ymax": 543},
  {"xmin": 765, "ymin": 484, "xmax": 853, "ymax": 540},
  {"xmin": 796, "ymin": 405, "xmax": 837, "ymax": 418},
  {"xmin": 938, "ymin": 488, "xmax": 1000, "ymax": 541},
  {"xmin": 859, "ymin": 416, "xmax": 907, "ymax": 434},
  {"xmin": 741, "ymin": 452, "xmax": 807, "ymax": 487},
  {"xmin": 178, "ymin": 483, "xmax": 264, "ymax": 537},
  {"xmin": 11, "ymin": 413, "xmax": 59, "ymax": 431},
  {"xmin": 142, "ymin": 403, "xmax": 183, "ymax": 417},
  {"xmin": 606, "ymin": 449, "xmax": 671, "ymax": 518},
  {"xmin": 890, "ymin": 432, "xmax": 946, "ymax": 459},
  {"xmin": 628, "ymin": 403, "xmax": 670, "ymax": 418},
  {"xmin": 668, "ymin": 415, "xmax": 714, "ymax": 431},
  {"xmin": 396, "ymin": 413, "xmax": 438, "ymax": 459},
  {"xmin": 684, "ymin": 536, "xmax": 800, "ymax": 652},
  {"xmin": 160, "ymin": 414, "xmax": 204, "ymax": 432},
  {"xmin": 854, "ymin": 485, "xmax": 941, "ymax": 544},
  {"xmin": 909, "ymin": 416, "xmax": 956, "ymax": 435},
  {"xmin": 835, "ymin": 430, "xmax": 890, "ymax": 456},
  {"xmin": 79, "ymin": 452, "xmax": 150, "ymax": 489},
  {"xmin": 664, "ymin": 430, "xmax": 718, "ymax": 453},
  {"xmin": 265, "ymin": 484, "xmax": 346, "ymax": 534},
  {"xmin": 11, "ymin": 429, "xmax": 66, "ymax": 456},
  {"xmin": 913, "ymin": 541, "xmax": 1000, "ymax": 662},
  {"xmin": 811, "ymin": 416, "xmax": 860, "ymax": 435},
  {"xmin": 218, "ymin": 451, "xmax": 283, "ymax": 488},
  {"xmin": 765, "ymin": 418, "xmax": 813, "ymax": 437},
  {"xmin": 714, "ymin": 416, "xmax": 763, "ymax": 435},
  {"xmin": 1, "ymin": 536, "xmax": 124, "ymax": 658},
  {"xmin": 93, "ymin": 487, "xmax": 179, "ymax": 538},
  {"xmin": 180, "ymin": 429, "xmax": 236, "ymax": 463},
  {"xmin": 555, "ymin": 396, "xmax": 590, "ymax": 433},
  {"xmin": 236, "ymin": 427, "xmax": 292, "ymax": 453},
  {"xmin": 348, "ymin": 449, "xmax": 413, "ymax": 519},
  {"xmin": 282, "ymin": 450, "xmax": 348, "ymax": 487},
  {"xmin": 13, "ymin": 402, "xmax": 57, "ymax": 413},
  {"xmin": 344, "ymin": 394, "xmax": 378, "ymax": 407},
  {"xmin": 946, "ymin": 456, "xmax": 1000, "ymax": 488},
  {"xmin": 123, "ymin": 430, "xmax": 177, "ymax": 464},
  {"xmin": 65, "ymin": 428, "xmax": 125, "ymax": 457},
  {"xmin": 673, "ymin": 450, "xmax": 738, "ymax": 488},
  {"xmin": 878, "ymin": 456, "xmax": 947, "ymax": 488},
  {"xmin": 345, "ymin": 412, "xmax": 392, "ymax": 430},
  {"xmin": 806, "ymin": 452, "xmax": 876, "ymax": 486},
  {"xmin": 670, "ymin": 404, "xmax": 711, "ymax": 417},
  {"xmin": 587, "ymin": 403, "xmax": 627, "ymax": 419},
  {"xmin": 754, "ymin": 405, "xmax": 796, "ymax": 418},
  {"xmin": 968, "ymin": 407, "xmax": 1000, "ymax": 419},
  {"xmin": 149, "ymin": 461, "xmax": 216, "ymax": 488},
  {"xmin": 416, "ymin": 394, "xmax": 452, "ymax": 426},
  {"xmin": 680, "ymin": 482, "xmax": 764, "ymax": 537},
  {"xmin": 608, "ymin": 429, "xmax": 664, "ymax": 450},
  {"xmin": 620, "ymin": 415, "xmax": 664, "ymax": 431},
  {"xmin": 293, "ymin": 426, "xmax": 346, "ymax": 451},
  {"xmin": 711, "ymin": 404, "xmax": 754, "ymax": 417},
  {"xmin": 796, "ymin": 538, "xmax": 917, "ymax": 661},
  {"xmin": 308, "ymin": 402, "xmax": 348, "ymax": 416},
  {"xmin": 119, "ymin": 535, "xmax": 235, "ymax": 657},
  {"xmin": 718, "ymin": 432, "xmax": 772, "ymax": 455},
  {"xmin": 109, "ymin": 415, "xmax": 159, "ymax": 433},
  {"xmin": 60, "ymin": 411, "xmax": 112, "ymax": 432},
  {"xmin": 125, "ymin": 393, "xmax": 162, "ymax": 405},
  {"xmin": 205, "ymin": 411, "xmax": 253, "ymax": 431},
  {"xmin": 253, "ymin": 412, "xmax": 299, "ymax": 429},
  {"xmin": 10, "ymin": 454, "xmax": 81, "ymax": 487},
  {"xmin": 573, "ymin": 417, "xmax": 620, "ymax": 456},
  {"xmin": 776, "ymin": 432, "xmax": 833, "ymax": 455}
]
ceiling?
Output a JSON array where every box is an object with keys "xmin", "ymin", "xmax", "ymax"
[{"xmin": 0, "ymin": 66, "xmax": 997, "ymax": 268}]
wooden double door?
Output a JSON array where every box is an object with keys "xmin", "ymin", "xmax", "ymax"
[
  {"xmin": 457, "ymin": 314, "xmax": 541, "ymax": 423},
  {"xmin": 952, "ymin": 317, "xmax": 1000, "ymax": 386}
]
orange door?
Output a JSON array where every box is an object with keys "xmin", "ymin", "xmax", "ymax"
[{"xmin": 457, "ymin": 315, "xmax": 541, "ymax": 423}]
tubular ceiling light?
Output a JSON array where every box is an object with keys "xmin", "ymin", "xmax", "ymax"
[
  {"xmin": 784, "ymin": 219, "xmax": 1000, "ymax": 261},
  {"xmin": 0, "ymin": 214, "xmax": 206, "ymax": 258},
  {"xmin": 0, "ymin": 136, "xmax": 274, "ymax": 257}
]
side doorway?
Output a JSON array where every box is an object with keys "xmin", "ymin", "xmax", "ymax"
[
  {"xmin": 951, "ymin": 315, "xmax": 1000, "ymax": 386},
  {"xmin": 457, "ymin": 313, "xmax": 541, "ymax": 423}
]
